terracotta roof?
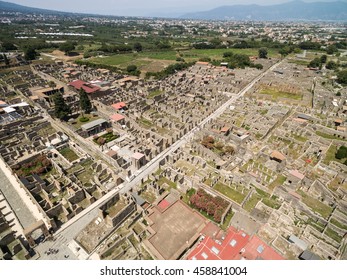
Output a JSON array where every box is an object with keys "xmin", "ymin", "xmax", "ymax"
[
  {"xmin": 196, "ymin": 61, "xmax": 210, "ymax": 65},
  {"xmin": 106, "ymin": 150, "xmax": 117, "ymax": 157},
  {"xmin": 110, "ymin": 114, "xmax": 125, "ymax": 122},
  {"xmin": 111, "ymin": 102, "xmax": 126, "ymax": 110},
  {"xmin": 270, "ymin": 150, "xmax": 286, "ymax": 161},
  {"xmin": 68, "ymin": 79, "xmax": 100, "ymax": 94},
  {"xmin": 289, "ymin": 170, "xmax": 305, "ymax": 180},
  {"xmin": 187, "ymin": 226, "xmax": 284, "ymax": 260},
  {"xmin": 220, "ymin": 127, "xmax": 230, "ymax": 133}
]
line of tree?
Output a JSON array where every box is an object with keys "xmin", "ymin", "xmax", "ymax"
[
  {"xmin": 145, "ymin": 62, "xmax": 194, "ymax": 79},
  {"xmin": 79, "ymin": 88, "xmax": 92, "ymax": 114},
  {"xmin": 59, "ymin": 41, "xmax": 77, "ymax": 55},
  {"xmin": 53, "ymin": 92, "xmax": 71, "ymax": 121}
]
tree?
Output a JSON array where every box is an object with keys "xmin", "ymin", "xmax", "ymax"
[
  {"xmin": 127, "ymin": 64, "xmax": 137, "ymax": 73},
  {"xmin": 24, "ymin": 47, "xmax": 37, "ymax": 61},
  {"xmin": 320, "ymin": 55, "xmax": 327, "ymax": 64},
  {"xmin": 326, "ymin": 60, "xmax": 338, "ymax": 70},
  {"xmin": 337, "ymin": 70, "xmax": 347, "ymax": 84},
  {"xmin": 0, "ymin": 42, "xmax": 17, "ymax": 51},
  {"xmin": 326, "ymin": 45, "xmax": 338, "ymax": 55},
  {"xmin": 308, "ymin": 57, "xmax": 322, "ymax": 69},
  {"xmin": 223, "ymin": 51, "xmax": 234, "ymax": 58},
  {"xmin": 59, "ymin": 41, "xmax": 76, "ymax": 55},
  {"xmin": 335, "ymin": 146, "xmax": 347, "ymax": 160},
  {"xmin": 48, "ymin": 81, "xmax": 56, "ymax": 89},
  {"xmin": 53, "ymin": 92, "xmax": 71, "ymax": 121},
  {"xmin": 79, "ymin": 88, "xmax": 92, "ymax": 114},
  {"xmin": 133, "ymin": 42, "xmax": 143, "ymax": 52},
  {"xmin": 258, "ymin": 48, "xmax": 268, "ymax": 59}
]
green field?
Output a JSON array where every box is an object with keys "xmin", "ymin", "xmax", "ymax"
[
  {"xmin": 298, "ymin": 191, "xmax": 333, "ymax": 219},
  {"xmin": 243, "ymin": 193, "xmax": 262, "ymax": 212},
  {"xmin": 59, "ymin": 147, "xmax": 79, "ymax": 162},
  {"xmin": 325, "ymin": 227, "xmax": 343, "ymax": 243},
  {"xmin": 316, "ymin": 131, "xmax": 346, "ymax": 141},
  {"xmin": 260, "ymin": 88, "xmax": 303, "ymax": 100},
  {"xmin": 214, "ymin": 182, "xmax": 247, "ymax": 204},
  {"xmin": 323, "ymin": 145, "xmax": 346, "ymax": 165},
  {"xmin": 268, "ymin": 175, "xmax": 287, "ymax": 191},
  {"xmin": 89, "ymin": 48, "xmax": 279, "ymax": 71}
]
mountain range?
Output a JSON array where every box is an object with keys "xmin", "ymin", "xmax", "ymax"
[
  {"xmin": 0, "ymin": 0, "xmax": 346, "ymax": 21},
  {"xmin": 181, "ymin": 1, "xmax": 347, "ymax": 21}
]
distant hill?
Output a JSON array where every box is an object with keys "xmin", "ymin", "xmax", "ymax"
[
  {"xmin": 181, "ymin": 1, "xmax": 347, "ymax": 21},
  {"xmin": 0, "ymin": 0, "xmax": 78, "ymax": 15}
]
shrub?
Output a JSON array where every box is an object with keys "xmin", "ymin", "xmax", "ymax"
[{"xmin": 79, "ymin": 117, "xmax": 90, "ymax": 122}]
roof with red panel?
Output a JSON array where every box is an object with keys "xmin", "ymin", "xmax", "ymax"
[
  {"xmin": 68, "ymin": 80, "xmax": 100, "ymax": 94},
  {"xmin": 187, "ymin": 226, "xmax": 284, "ymax": 260},
  {"xmin": 111, "ymin": 102, "xmax": 127, "ymax": 110}
]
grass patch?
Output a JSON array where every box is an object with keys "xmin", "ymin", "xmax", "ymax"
[
  {"xmin": 325, "ymin": 227, "xmax": 343, "ymax": 243},
  {"xmin": 330, "ymin": 218, "xmax": 347, "ymax": 230},
  {"xmin": 139, "ymin": 117, "xmax": 153, "ymax": 128},
  {"xmin": 88, "ymin": 48, "xmax": 279, "ymax": 72},
  {"xmin": 262, "ymin": 197, "xmax": 281, "ymax": 209},
  {"xmin": 148, "ymin": 89, "xmax": 164, "ymax": 99},
  {"xmin": 307, "ymin": 218, "xmax": 325, "ymax": 232},
  {"xmin": 72, "ymin": 114, "xmax": 100, "ymax": 129},
  {"xmin": 323, "ymin": 145, "xmax": 346, "ymax": 165},
  {"xmin": 182, "ymin": 188, "xmax": 196, "ymax": 204},
  {"xmin": 220, "ymin": 211, "xmax": 234, "ymax": 230},
  {"xmin": 157, "ymin": 177, "xmax": 177, "ymax": 190},
  {"xmin": 268, "ymin": 175, "xmax": 287, "ymax": 191},
  {"xmin": 316, "ymin": 131, "xmax": 346, "ymax": 141},
  {"xmin": 298, "ymin": 190, "xmax": 333, "ymax": 219},
  {"xmin": 214, "ymin": 182, "xmax": 247, "ymax": 204},
  {"xmin": 292, "ymin": 134, "xmax": 308, "ymax": 142},
  {"xmin": 288, "ymin": 59, "xmax": 310, "ymax": 66},
  {"xmin": 260, "ymin": 87, "xmax": 302, "ymax": 100},
  {"xmin": 243, "ymin": 193, "xmax": 262, "ymax": 212},
  {"xmin": 59, "ymin": 147, "xmax": 79, "ymax": 162}
]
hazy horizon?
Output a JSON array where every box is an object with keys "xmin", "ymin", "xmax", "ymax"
[{"xmin": 3, "ymin": 0, "xmax": 346, "ymax": 17}]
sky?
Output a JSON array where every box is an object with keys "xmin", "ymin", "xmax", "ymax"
[{"xmin": 5, "ymin": 0, "xmax": 344, "ymax": 17}]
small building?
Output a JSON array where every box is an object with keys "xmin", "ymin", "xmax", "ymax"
[
  {"xmin": 288, "ymin": 170, "xmax": 305, "ymax": 184},
  {"xmin": 110, "ymin": 113, "xmax": 125, "ymax": 124},
  {"xmin": 132, "ymin": 152, "xmax": 146, "ymax": 169},
  {"xmin": 270, "ymin": 150, "xmax": 286, "ymax": 163},
  {"xmin": 334, "ymin": 119, "xmax": 343, "ymax": 126},
  {"xmin": 81, "ymin": 118, "xmax": 109, "ymax": 137},
  {"xmin": 299, "ymin": 250, "xmax": 321, "ymax": 260},
  {"xmin": 105, "ymin": 149, "xmax": 118, "ymax": 159},
  {"xmin": 68, "ymin": 80, "xmax": 100, "ymax": 94},
  {"xmin": 220, "ymin": 126, "xmax": 230, "ymax": 136},
  {"xmin": 98, "ymin": 193, "xmax": 136, "ymax": 228},
  {"xmin": 297, "ymin": 113, "xmax": 311, "ymax": 121},
  {"xmin": 288, "ymin": 235, "xmax": 308, "ymax": 251},
  {"xmin": 196, "ymin": 61, "xmax": 210, "ymax": 67},
  {"xmin": 111, "ymin": 102, "xmax": 127, "ymax": 111}
]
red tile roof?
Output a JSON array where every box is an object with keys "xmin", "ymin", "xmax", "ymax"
[
  {"xmin": 187, "ymin": 226, "xmax": 284, "ymax": 260},
  {"xmin": 111, "ymin": 102, "xmax": 126, "ymax": 110},
  {"xmin": 110, "ymin": 114, "xmax": 125, "ymax": 122},
  {"xmin": 187, "ymin": 227, "xmax": 249, "ymax": 260},
  {"xmin": 68, "ymin": 79, "xmax": 100, "ymax": 94},
  {"xmin": 157, "ymin": 199, "xmax": 170, "ymax": 211},
  {"xmin": 240, "ymin": 235, "xmax": 284, "ymax": 260}
]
